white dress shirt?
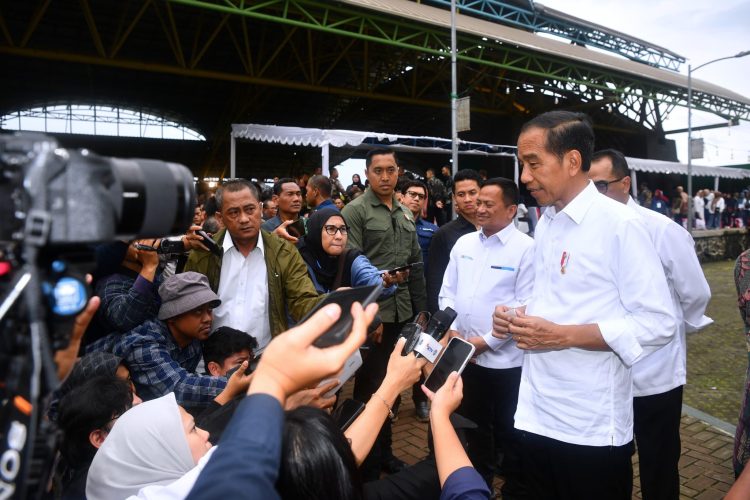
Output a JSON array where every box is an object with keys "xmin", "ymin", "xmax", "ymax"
[
  {"xmin": 515, "ymin": 182, "xmax": 676, "ymax": 447},
  {"xmin": 212, "ymin": 233, "xmax": 272, "ymax": 352},
  {"xmin": 628, "ymin": 197, "xmax": 712, "ymax": 397},
  {"xmin": 439, "ymin": 223, "xmax": 534, "ymax": 369}
]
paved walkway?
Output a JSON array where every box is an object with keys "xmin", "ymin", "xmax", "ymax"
[{"xmin": 387, "ymin": 391, "xmax": 736, "ymax": 499}]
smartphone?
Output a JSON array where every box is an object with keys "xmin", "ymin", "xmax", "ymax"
[
  {"xmin": 424, "ymin": 337, "xmax": 475, "ymax": 393},
  {"xmin": 318, "ymin": 350, "xmax": 363, "ymax": 398},
  {"xmin": 385, "ymin": 262, "xmax": 423, "ymax": 275},
  {"xmin": 300, "ymin": 285, "xmax": 384, "ymax": 348},
  {"xmin": 287, "ymin": 218, "xmax": 306, "ymax": 238},
  {"xmin": 223, "ymin": 356, "xmax": 259, "ymax": 378},
  {"xmin": 196, "ymin": 230, "xmax": 223, "ymax": 257},
  {"xmin": 332, "ymin": 399, "xmax": 366, "ymax": 431}
]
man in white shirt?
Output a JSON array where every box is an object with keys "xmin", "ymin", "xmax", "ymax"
[
  {"xmin": 693, "ymin": 189, "xmax": 706, "ymax": 230},
  {"xmin": 493, "ymin": 111, "xmax": 676, "ymax": 499},
  {"xmin": 439, "ymin": 177, "xmax": 534, "ymax": 495},
  {"xmin": 715, "ymin": 191, "xmax": 726, "ymax": 228},
  {"xmin": 588, "ymin": 149, "xmax": 711, "ymax": 500}
]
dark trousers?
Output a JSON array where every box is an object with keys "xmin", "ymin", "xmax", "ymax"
[
  {"xmin": 633, "ymin": 385, "xmax": 683, "ymax": 500},
  {"xmin": 518, "ymin": 431, "xmax": 633, "ymax": 500},
  {"xmin": 458, "ymin": 363, "xmax": 525, "ymax": 496},
  {"xmin": 354, "ymin": 321, "xmax": 405, "ymax": 481},
  {"xmin": 412, "ymin": 377, "xmax": 427, "ymax": 405}
]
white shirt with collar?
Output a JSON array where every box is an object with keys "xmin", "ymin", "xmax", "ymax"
[
  {"xmin": 627, "ymin": 197, "xmax": 712, "ymax": 397},
  {"xmin": 212, "ymin": 233, "xmax": 272, "ymax": 352},
  {"xmin": 439, "ymin": 223, "xmax": 534, "ymax": 369},
  {"xmin": 516, "ymin": 181, "xmax": 676, "ymax": 447}
]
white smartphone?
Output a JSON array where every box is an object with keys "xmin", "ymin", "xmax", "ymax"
[
  {"xmin": 424, "ymin": 337, "xmax": 475, "ymax": 393},
  {"xmin": 318, "ymin": 350, "xmax": 363, "ymax": 398}
]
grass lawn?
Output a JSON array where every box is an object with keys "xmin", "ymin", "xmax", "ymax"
[{"xmin": 685, "ymin": 259, "xmax": 747, "ymax": 424}]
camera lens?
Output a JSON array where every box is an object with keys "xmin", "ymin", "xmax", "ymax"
[
  {"xmin": 111, "ymin": 158, "xmax": 195, "ymax": 239},
  {"xmin": 1, "ymin": 133, "xmax": 197, "ymax": 244}
]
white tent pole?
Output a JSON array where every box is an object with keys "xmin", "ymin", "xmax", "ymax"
[
  {"xmin": 714, "ymin": 176, "xmax": 719, "ymax": 191},
  {"xmin": 322, "ymin": 142, "xmax": 330, "ymax": 176},
  {"xmin": 513, "ymin": 155, "xmax": 519, "ymax": 186},
  {"xmin": 230, "ymin": 134, "xmax": 236, "ymax": 178},
  {"xmin": 630, "ymin": 170, "xmax": 638, "ymax": 199}
]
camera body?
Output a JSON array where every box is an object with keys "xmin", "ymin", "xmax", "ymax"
[{"xmin": 0, "ymin": 132, "xmax": 197, "ymax": 498}]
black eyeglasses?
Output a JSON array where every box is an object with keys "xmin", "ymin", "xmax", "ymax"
[
  {"xmin": 405, "ymin": 190, "xmax": 426, "ymax": 200},
  {"xmin": 594, "ymin": 177, "xmax": 626, "ymax": 194},
  {"xmin": 323, "ymin": 225, "xmax": 348, "ymax": 235}
]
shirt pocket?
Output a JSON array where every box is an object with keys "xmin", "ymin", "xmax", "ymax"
[{"xmin": 394, "ymin": 214, "xmax": 417, "ymax": 260}]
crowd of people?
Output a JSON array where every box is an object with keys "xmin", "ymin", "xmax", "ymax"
[
  {"xmin": 45, "ymin": 109, "xmax": 750, "ymax": 500},
  {"xmin": 637, "ymin": 182, "xmax": 750, "ymax": 230}
]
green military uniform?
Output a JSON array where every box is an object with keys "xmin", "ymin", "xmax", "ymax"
[
  {"xmin": 183, "ymin": 229, "xmax": 321, "ymax": 338},
  {"xmin": 342, "ymin": 187, "xmax": 427, "ymax": 322}
]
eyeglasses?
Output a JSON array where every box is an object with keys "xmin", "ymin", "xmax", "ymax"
[
  {"xmin": 323, "ymin": 225, "xmax": 348, "ymax": 235},
  {"xmin": 594, "ymin": 177, "xmax": 626, "ymax": 194},
  {"xmin": 405, "ymin": 190, "xmax": 426, "ymax": 200}
]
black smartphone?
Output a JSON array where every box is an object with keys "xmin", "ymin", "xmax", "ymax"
[
  {"xmin": 424, "ymin": 337, "xmax": 475, "ymax": 393},
  {"xmin": 196, "ymin": 230, "xmax": 223, "ymax": 257},
  {"xmin": 223, "ymin": 355, "xmax": 258, "ymax": 378},
  {"xmin": 300, "ymin": 285, "xmax": 383, "ymax": 348},
  {"xmin": 386, "ymin": 262, "xmax": 423, "ymax": 275},
  {"xmin": 333, "ymin": 399, "xmax": 366, "ymax": 431},
  {"xmin": 287, "ymin": 218, "xmax": 306, "ymax": 238}
]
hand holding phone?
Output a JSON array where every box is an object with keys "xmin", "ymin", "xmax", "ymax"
[
  {"xmin": 298, "ymin": 285, "xmax": 383, "ymax": 348},
  {"xmin": 385, "ymin": 262, "xmax": 424, "ymax": 275},
  {"xmin": 423, "ymin": 337, "xmax": 475, "ymax": 393},
  {"xmin": 421, "ymin": 371, "xmax": 464, "ymax": 419},
  {"xmin": 286, "ymin": 218, "xmax": 306, "ymax": 239},
  {"xmin": 196, "ymin": 230, "xmax": 223, "ymax": 257}
]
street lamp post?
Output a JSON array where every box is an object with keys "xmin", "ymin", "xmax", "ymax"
[{"xmin": 687, "ymin": 50, "xmax": 750, "ymax": 234}]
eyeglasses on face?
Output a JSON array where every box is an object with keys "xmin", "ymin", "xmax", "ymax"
[
  {"xmin": 594, "ymin": 177, "xmax": 626, "ymax": 194},
  {"xmin": 405, "ymin": 190, "xmax": 426, "ymax": 200},
  {"xmin": 323, "ymin": 225, "xmax": 348, "ymax": 235}
]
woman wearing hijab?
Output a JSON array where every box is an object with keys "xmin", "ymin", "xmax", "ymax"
[
  {"xmin": 86, "ymin": 393, "xmax": 212, "ymax": 500},
  {"xmin": 297, "ymin": 208, "xmax": 398, "ymax": 295},
  {"xmin": 346, "ymin": 174, "xmax": 366, "ymax": 200}
]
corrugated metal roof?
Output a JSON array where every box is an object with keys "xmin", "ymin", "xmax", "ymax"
[{"xmin": 341, "ymin": 0, "xmax": 750, "ymax": 106}]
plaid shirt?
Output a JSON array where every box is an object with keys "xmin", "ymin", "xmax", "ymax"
[
  {"xmin": 86, "ymin": 319, "xmax": 226, "ymax": 405},
  {"xmin": 95, "ymin": 269, "xmax": 161, "ymax": 333}
]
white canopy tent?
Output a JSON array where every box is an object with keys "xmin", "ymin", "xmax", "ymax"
[
  {"xmin": 230, "ymin": 123, "xmax": 519, "ymax": 182},
  {"xmin": 625, "ymin": 156, "xmax": 750, "ymax": 196},
  {"xmin": 229, "ymin": 123, "xmax": 750, "ymax": 195}
]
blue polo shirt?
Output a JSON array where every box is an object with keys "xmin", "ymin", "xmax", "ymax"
[{"xmin": 416, "ymin": 217, "xmax": 438, "ymax": 272}]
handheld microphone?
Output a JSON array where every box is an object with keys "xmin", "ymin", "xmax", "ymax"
[
  {"xmin": 400, "ymin": 307, "xmax": 457, "ymax": 357},
  {"xmin": 417, "ymin": 307, "xmax": 457, "ymax": 358}
]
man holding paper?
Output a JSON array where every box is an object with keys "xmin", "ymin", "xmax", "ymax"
[{"xmin": 439, "ymin": 177, "xmax": 534, "ymax": 497}]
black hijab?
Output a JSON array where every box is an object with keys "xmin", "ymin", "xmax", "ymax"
[{"xmin": 297, "ymin": 208, "xmax": 361, "ymax": 291}]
